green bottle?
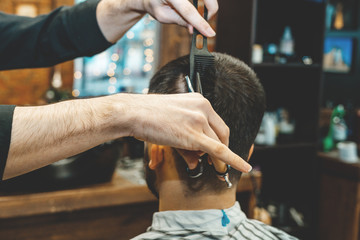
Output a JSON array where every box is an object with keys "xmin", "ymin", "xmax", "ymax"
[{"xmin": 323, "ymin": 105, "xmax": 347, "ymax": 152}]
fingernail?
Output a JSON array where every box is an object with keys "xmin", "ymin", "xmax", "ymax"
[
  {"xmin": 247, "ymin": 165, "xmax": 252, "ymax": 173},
  {"xmin": 207, "ymin": 27, "xmax": 216, "ymax": 37}
]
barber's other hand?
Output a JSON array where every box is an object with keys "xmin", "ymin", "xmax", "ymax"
[
  {"xmin": 127, "ymin": 93, "xmax": 252, "ymax": 173},
  {"xmin": 97, "ymin": 0, "xmax": 217, "ymax": 43},
  {"xmin": 142, "ymin": 0, "xmax": 217, "ymax": 37}
]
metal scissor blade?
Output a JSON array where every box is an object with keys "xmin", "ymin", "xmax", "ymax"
[
  {"xmin": 185, "ymin": 75, "xmax": 195, "ymax": 93},
  {"xmin": 185, "ymin": 74, "xmax": 202, "ymax": 95},
  {"xmin": 196, "ymin": 72, "xmax": 203, "ymax": 95}
]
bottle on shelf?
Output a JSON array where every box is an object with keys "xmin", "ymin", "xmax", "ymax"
[
  {"xmin": 252, "ymin": 44, "xmax": 264, "ymax": 64},
  {"xmin": 255, "ymin": 112, "xmax": 277, "ymax": 146},
  {"xmin": 277, "ymin": 108, "xmax": 295, "ymax": 143},
  {"xmin": 323, "ymin": 104, "xmax": 347, "ymax": 152},
  {"xmin": 333, "ymin": 3, "xmax": 344, "ymax": 30},
  {"xmin": 278, "ymin": 26, "xmax": 295, "ymax": 63}
]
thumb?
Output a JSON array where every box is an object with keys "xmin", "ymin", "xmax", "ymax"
[
  {"xmin": 175, "ymin": 149, "xmax": 204, "ymax": 170},
  {"xmin": 208, "ymin": 155, "xmax": 228, "ymax": 175}
]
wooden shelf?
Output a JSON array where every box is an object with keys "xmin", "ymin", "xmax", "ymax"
[
  {"xmin": 253, "ymin": 62, "xmax": 321, "ymax": 69},
  {"xmin": 318, "ymin": 151, "xmax": 360, "ymax": 240},
  {"xmin": 254, "ymin": 142, "xmax": 316, "ymax": 152},
  {"xmin": 0, "ymin": 174, "xmax": 155, "ymax": 219},
  {"xmin": 0, "ymin": 171, "xmax": 261, "ymax": 219},
  {"xmin": 322, "ymin": 0, "xmax": 360, "ymax": 106},
  {"xmin": 216, "ymin": 0, "xmax": 324, "ymax": 237},
  {"xmin": 325, "ymin": 30, "xmax": 360, "ymax": 38},
  {"xmin": 318, "ymin": 151, "xmax": 360, "ymax": 181}
]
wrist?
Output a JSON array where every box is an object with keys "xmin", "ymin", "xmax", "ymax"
[
  {"xmin": 125, "ymin": 0, "xmax": 147, "ymax": 13},
  {"xmin": 104, "ymin": 93, "xmax": 139, "ymax": 138},
  {"xmin": 80, "ymin": 94, "xmax": 129, "ymax": 140},
  {"xmin": 96, "ymin": 0, "xmax": 144, "ymax": 43},
  {"xmin": 99, "ymin": 0, "xmax": 145, "ymax": 15}
]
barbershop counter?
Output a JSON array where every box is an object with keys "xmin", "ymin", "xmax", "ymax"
[
  {"xmin": 318, "ymin": 151, "xmax": 360, "ymax": 240},
  {"xmin": 0, "ymin": 170, "xmax": 261, "ymax": 240}
]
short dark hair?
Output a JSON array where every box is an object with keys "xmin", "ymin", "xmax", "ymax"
[{"xmin": 144, "ymin": 53, "xmax": 266, "ymax": 197}]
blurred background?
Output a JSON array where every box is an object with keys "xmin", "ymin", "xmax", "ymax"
[{"xmin": 0, "ymin": 0, "xmax": 359, "ymax": 239}]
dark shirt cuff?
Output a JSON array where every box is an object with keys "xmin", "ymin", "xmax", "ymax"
[
  {"xmin": 66, "ymin": 0, "xmax": 112, "ymax": 57},
  {"xmin": 0, "ymin": 105, "xmax": 16, "ymax": 181}
]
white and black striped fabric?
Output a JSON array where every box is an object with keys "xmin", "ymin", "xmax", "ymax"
[{"xmin": 132, "ymin": 202, "xmax": 298, "ymax": 240}]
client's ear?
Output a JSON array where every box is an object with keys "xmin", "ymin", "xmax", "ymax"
[{"xmin": 149, "ymin": 144, "xmax": 165, "ymax": 170}]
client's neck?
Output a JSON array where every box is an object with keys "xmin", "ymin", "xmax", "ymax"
[{"xmin": 158, "ymin": 180, "xmax": 236, "ymax": 211}]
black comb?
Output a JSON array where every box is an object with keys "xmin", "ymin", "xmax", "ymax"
[{"xmin": 190, "ymin": 0, "xmax": 215, "ymax": 91}]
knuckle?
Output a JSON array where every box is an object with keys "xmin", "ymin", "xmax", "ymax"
[
  {"xmin": 201, "ymin": 20, "xmax": 210, "ymax": 29},
  {"xmin": 199, "ymin": 97, "xmax": 211, "ymax": 108},
  {"xmin": 212, "ymin": 1, "xmax": 219, "ymax": 12},
  {"xmin": 154, "ymin": 10, "xmax": 166, "ymax": 22},
  {"xmin": 213, "ymin": 144, "xmax": 225, "ymax": 156},
  {"xmin": 193, "ymin": 112, "xmax": 207, "ymax": 125},
  {"xmin": 181, "ymin": 4, "xmax": 193, "ymax": 17},
  {"xmin": 193, "ymin": 92, "xmax": 203, "ymax": 99}
]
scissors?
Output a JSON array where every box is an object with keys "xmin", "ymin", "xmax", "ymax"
[
  {"xmin": 184, "ymin": 74, "xmax": 232, "ymax": 188},
  {"xmin": 184, "ymin": 74, "xmax": 204, "ymax": 179},
  {"xmin": 185, "ymin": 73, "xmax": 202, "ymax": 94}
]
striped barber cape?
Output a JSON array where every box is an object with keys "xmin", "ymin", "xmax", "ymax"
[{"xmin": 131, "ymin": 202, "xmax": 298, "ymax": 240}]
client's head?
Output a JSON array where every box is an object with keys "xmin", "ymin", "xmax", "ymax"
[{"xmin": 144, "ymin": 53, "xmax": 266, "ymax": 210}]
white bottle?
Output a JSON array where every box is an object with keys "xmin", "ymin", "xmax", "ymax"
[
  {"xmin": 252, "ymin": 44, "xmax": 263, "ymax": 64},
  {"xmin": 255, "ymin": 121, "xmax": 266, "ymax": 145},
  {"xmin": 279, "ymin": 26, "xmax": 295, "ymax": 56},
  {"xmin": 264, "ymin": 113, "xmax": 276, "ymax": 145}
]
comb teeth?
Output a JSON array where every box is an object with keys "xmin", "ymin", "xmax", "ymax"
[
  {"xmin": 189, "ymin": 0, "xmax": 214, "ymax": 91},
  {"xmin": 194, "ymin": 55, "xmax": 215, "ymax": 80}
]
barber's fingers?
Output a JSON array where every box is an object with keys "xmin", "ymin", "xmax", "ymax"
[
  {"xmin": 202, "ymin": 123, "xmax": 229, "ymax": 174},
  {"xmin": 203, "ymin": 0, "xmax": 219, "ymax": 20},
  {"xmin": 207, "ymin": 110, "xmax": 229, "ymax": 147},
  {"xmin": 167, "ymin": 0, "xmax": 216, "ymax": 37},
  {"xmin": 189, "ymin": 95, "xmax": 229, "ymax": 147},
  {"xmin": 187, "ymin": 25, "xmax": 194, "ymax": 35},
  {"xmin": 158, "ymin": 5, "xmax": 189, "ymax": 27},
  {"xmin": 184, "ymin": 94, "xmax": 245, "ymax": 172},
  {"xmin": 198, "ymin": 134, "xmax": 252, "ymax": 173}
]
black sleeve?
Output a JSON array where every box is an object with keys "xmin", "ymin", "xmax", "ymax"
[
  {"xmin": 0, "ymin": 105, "xmax": 16, "ymax": 180},
  {"xmin": 0, "ymin": 0, "xmax": 112, "ymax": 70}
]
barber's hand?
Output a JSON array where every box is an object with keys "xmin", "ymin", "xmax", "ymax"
[
  {"xmin": 142, "ymin": 0, "xmax": 217, "ymax": 37},
  {"xmin": 129, "ymin": 93, "xmax": 252, "ymax": 173},
  {"xmin": 97, "ymin": 0, "xmax": 217, "ymax": 43}
]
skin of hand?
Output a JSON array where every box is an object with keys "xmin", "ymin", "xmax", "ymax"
[
  {"xmin": 4, "ymin": 93, "xmax": 251, "ymax": 180},
  {"xmin": 97, "ymin": 0, "xmax": 227, "ymax": 173},
  {"xmin": 138, "ymin": 0, "xmax": 227, "ymax": 175},
  {"xmin": 129, "ymin": 93, "xmax": 251, "ymax": 174},
  {"xmin": 96, "ymin": 0, "xmax": 217, "ymax": 43}
]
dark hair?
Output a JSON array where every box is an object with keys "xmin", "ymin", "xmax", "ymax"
[{"xmin": 145, "ymin": 53, "xmax": 266, "ymax": 197}]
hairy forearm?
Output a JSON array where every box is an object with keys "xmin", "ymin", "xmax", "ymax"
[
  {"xmin": 3, "ymin": 92, "xmax": 251, "ymax": 180},
  {"xmin": 96, "ymin": 0, "xmax": 145, "ymax": 43},
  {"xmin": 3, "ymin": 94, "xmax": 132, "ymax": 180}
]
